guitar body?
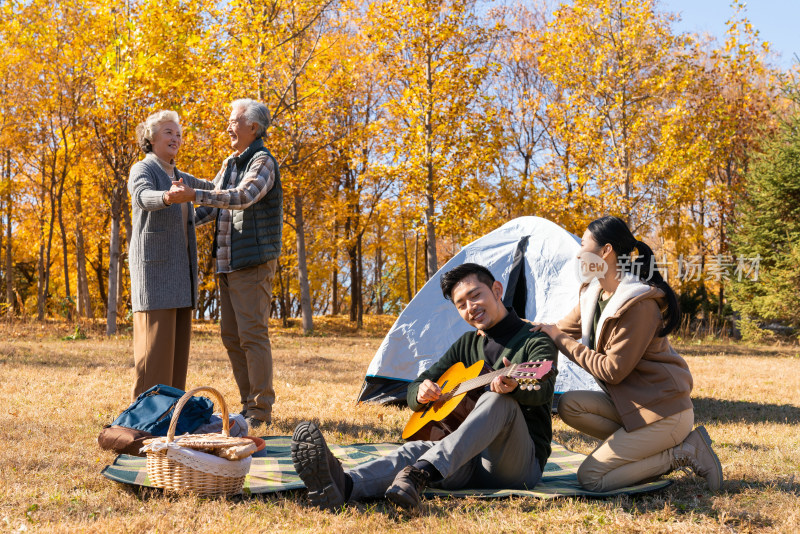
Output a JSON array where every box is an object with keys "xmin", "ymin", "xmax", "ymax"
[{"xmin": 402, "ymin": 360, "xmax": 489, "ymax": 441}]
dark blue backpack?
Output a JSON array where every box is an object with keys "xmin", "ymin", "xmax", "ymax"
[{"xmin": 112, "ymin": 385, "xmax": 213, "ymax": 436}]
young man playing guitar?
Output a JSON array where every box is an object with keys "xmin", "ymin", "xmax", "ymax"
[{"xmin": 291, "ymin": 263, "xmax": 558, "ymax": 511}]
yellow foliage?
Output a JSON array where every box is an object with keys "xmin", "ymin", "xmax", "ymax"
[{"xmin": 0, "ymin": 0, "xmax": 784, "ymax": 323}]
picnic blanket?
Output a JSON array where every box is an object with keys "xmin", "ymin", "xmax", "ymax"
[{"xmin": 102, "ymin": 437, "xmax": 671, "ymax": 498}]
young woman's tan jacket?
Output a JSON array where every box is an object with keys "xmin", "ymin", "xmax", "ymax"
[{"xmin": 554, "ymin": 275, "xmax": 693, "ymax": 431}]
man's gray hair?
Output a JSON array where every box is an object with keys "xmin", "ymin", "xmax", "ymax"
[{"xmin": 231, "ymin": 98, "xmax": 271, "ymax": 138}]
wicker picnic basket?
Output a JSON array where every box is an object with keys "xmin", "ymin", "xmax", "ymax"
[{"xmin": 144, "ymin": 386, "xmax": 250, "ymax": 497}]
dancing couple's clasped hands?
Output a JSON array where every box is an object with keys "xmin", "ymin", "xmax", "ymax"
[{"xmin": 164, "ymin": 178, "xmax": 196, "ymax": 204}]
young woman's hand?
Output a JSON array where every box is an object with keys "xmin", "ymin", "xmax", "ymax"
[{"xmin": 528, "ymin": 322, "xmax": 564, "ymax": 341}]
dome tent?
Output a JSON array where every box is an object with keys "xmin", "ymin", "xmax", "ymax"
[{"xmin": 356, "ymin": 216, "xmax": 600, "ymax": 407}]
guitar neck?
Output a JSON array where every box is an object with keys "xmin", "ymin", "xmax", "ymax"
[{"xmin": 449, "ymin": 365, "xmax": 514, "ymax": 396}]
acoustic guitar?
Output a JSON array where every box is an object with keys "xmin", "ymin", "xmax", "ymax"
[{"xmin": 402, "ymin": 360, "xmax": 553, "ymax": 441}]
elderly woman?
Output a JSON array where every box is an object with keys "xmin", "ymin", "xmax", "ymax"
[{"xmin": 128, "ymin": 110, "xmax": 214, "ymax": 400}]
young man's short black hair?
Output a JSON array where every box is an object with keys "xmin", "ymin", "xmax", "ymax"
[{"xmin": 440, "ymin": 263, "xmax": 496, "ymax": 301}]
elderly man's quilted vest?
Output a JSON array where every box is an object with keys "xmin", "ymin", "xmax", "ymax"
[{"xmin": 215, "ymin": 139, "xmax": 283, "ymax": 270}]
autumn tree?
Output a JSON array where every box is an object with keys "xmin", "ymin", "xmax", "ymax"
[
  {"xmin": 0, "ymin": 1, "xmax": 31, "ymax": 315},
  {"xmin": 535, "ymin": 0, "xmax": 706, "ymax": 235},
  {"xmin": 0, "ymin": 0, "xmax": 99, "ymax": 320},
  {"xmin": 684, "ymin": 2, "xmax": 777, "ymax": 316},
  {"xmin": 364, "ymin": 0, "xmax": 501, "ymax": 280},
  {"xmin": 322, "ymin": 13, "xmax": 395, "ymax": 325},
  {"xmin": 490, "ymin": 3, "xmax": 556, "ymax": 222}
]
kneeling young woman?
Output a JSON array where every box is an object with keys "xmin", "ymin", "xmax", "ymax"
[{"xmin": 532, "ymin": 216, "xmax": 722, "ymax": 492}]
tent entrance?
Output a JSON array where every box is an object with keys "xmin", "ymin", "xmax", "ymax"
[
  {"xmin": 356, "ymin": 376, "xmax": 411, "ymax": 406},
  {"xmin": 502, "ymin": 235, "xmax": 529, "ymax": 319}
]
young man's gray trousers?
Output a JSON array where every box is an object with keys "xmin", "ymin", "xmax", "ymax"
[{"xmin": 349, "ymin": 392, "xmax": 543, "ymax": 500}]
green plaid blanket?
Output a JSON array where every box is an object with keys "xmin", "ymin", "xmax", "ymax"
[{"xmin": 101, "ymin": 437, "xmax": 670, "ymax": 498}]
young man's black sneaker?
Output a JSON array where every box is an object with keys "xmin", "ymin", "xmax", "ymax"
[
  {"xmin": 385, "ymin": 465, "xmax": 431, "ymax": 511},
  {"xmin": 291, "ymin": 421, "xmax": 348, "ymax": 511}
]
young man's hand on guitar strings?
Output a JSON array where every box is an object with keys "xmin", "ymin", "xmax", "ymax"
[
  {"xmin": 490, "ymin": 357, "xmax": 518, "ymax": 394},
  {"xmin": 417, "ymin": 380, "xmax": 443, "ymax": 404}
]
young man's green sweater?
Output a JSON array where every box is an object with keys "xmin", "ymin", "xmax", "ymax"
[{"xmin": 406, "ymin": 323, "xmax": 558, "ymax": 471}]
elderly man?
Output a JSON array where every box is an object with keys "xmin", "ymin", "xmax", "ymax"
[{"xmin": 168, "ymin": 99, "xmax": 282, "ymax": 431}]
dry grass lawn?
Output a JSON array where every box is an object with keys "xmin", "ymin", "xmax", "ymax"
[{"xmin": 1, "ymin": 317, "xmax": 799, "ymax": 533}]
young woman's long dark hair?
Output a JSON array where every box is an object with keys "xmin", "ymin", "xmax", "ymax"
[{"xmin": 587, "ymin": 216, "xmax": 681, "ymax": 336}]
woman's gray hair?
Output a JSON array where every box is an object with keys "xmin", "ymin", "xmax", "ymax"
[
  {"xmin": 135, "ymin": 110, "xmax": 181, "ymax": 153},
  {"xmin": 231, "ymin": 99, "xmax": 270, "ymax": 138}
]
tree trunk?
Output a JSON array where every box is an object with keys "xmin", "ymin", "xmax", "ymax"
[
  {"xmin": 1, "ymin": 150, "xmax": 8, "ymax": 314},
  {"xmin": 212, "ymin": 284, "xmax": 220, "ymax": 321},
  {"xmin": 375, "ymin": 244, "xmax": 383, "ymax": 314},
  {"xmin": 331, "ymin": 228, "xmax": 339, "ymax": 315},
  {"xmin": 106, "ymin": 194, "xmax": 121, "ymax": 335},
  {"xmin": 93, "ymin": 242, "xmax": 107, "ymax": 313},
  {"xmin": 43, "ymin": 193, "xmax": 56, "ymax": 319},
  {"xmin": 374, "ymin": 222, "xmax": 383, "ymax": 314},
  {"xmin": 57, "ymin": 188, "xmax": 72, "ymax": 320},
  {"xmin": 37, "ymin": 179, "xmax": 56, "ymax": 321},
  {"xmin": 36, "ymin": 239, "xmax": 46, "ymax": 320},
  {"xmin": 356, "ymin": 234, "xmax": 363, "ymax": 327},
  {"xmin": 118, "ymin": 192, "xmax": 132, "ymax": 315},
  {"xmin": 425, "ymin": 192, "xmax": 437, "ymax": 280},
  {"xmin": 331, "ymin": 264, "xmax": 339, "ymax": 315},
  {"xmin": 413, "ymin": 232, "xmax": 419, "ymax": 295},
  {"xmin": 117, "ymin": 248, "xmax": 125, "ymax": 319},
  {"xmin": 0, "ymin": 199, "xmax": 4, "ymax": 305},
  {"xmin": 122, "ymin": 193, "xmax": 133, "ymax": 247},
  {"xmin": 718, "ymin": 183, "xmax": 728, "ymax": 318},
  {"xmin": 347, "ymin": 234, "xmax": 364, "ymax": 327},
  {"xmin": 5, "ymin": 176, "xmax": 13, "ymax": 315},
  {"xmin": 74, "ymin": 178, "xmax": 92, "ymax": 318},
  {"xmin": 424, "ymin": 44, "xmax": 438, "ymax": 280},
  {"xmin": 294, "ymin": 194, "xmax": 313, "ymax": 333},
  {"xmin": 276, "ymin": 260, "xmax": 289, "ymax": 327},
  {"xmin": 348, "ymin": 243, "xmax": 358, "ymax": 323},
  {"xmin": 401, "ymin": 217, "xmax": 412, "ymax": 302},
  {"xmin": 697, "ymin": 195, "xmax": 708, "ymax": 315}
]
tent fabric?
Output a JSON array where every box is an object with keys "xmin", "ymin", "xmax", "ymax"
[
  {"xmin": 358, "ymin": 216, "xmax": 600, "ymax": 405},
  {"xmin": 101, "ymin": 436, "xmax": 671, "ymax": 498}
]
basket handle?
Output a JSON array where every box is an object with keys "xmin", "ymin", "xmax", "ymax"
[{"xmin": 166, "ymin": 386, "xmax": 229, "ymax": 443}]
